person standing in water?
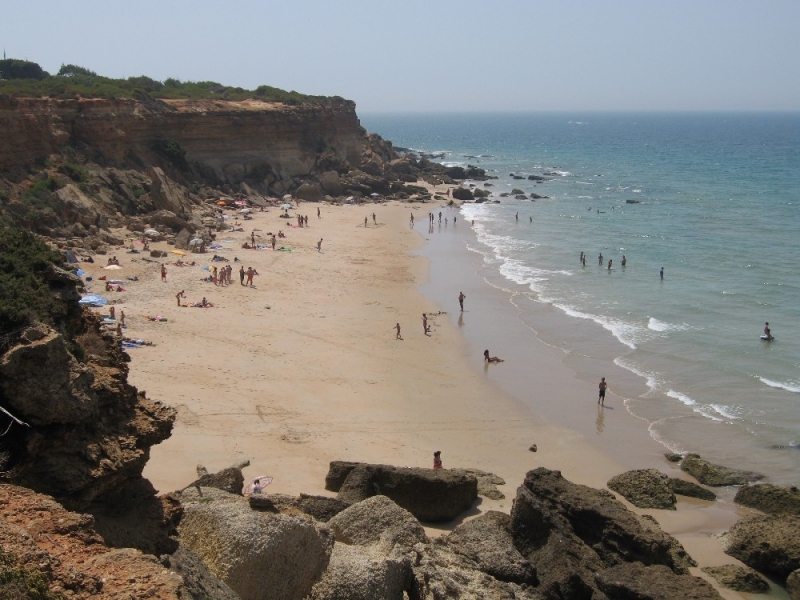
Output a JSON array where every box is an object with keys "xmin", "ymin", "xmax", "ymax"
[
  {"xmin": 660, "ymin": 267, "xmax": 664, "ymax": 279},
  {"xmin": 458, "ymin": 291, "xmax": 466, "ymax": 312},
  {"xmin": 607, "ymin": 259, "xmax": 612, "ymax": 271},
  {"xmin": 598, "ymin": 253, "xmax": 603, "ymax": 265},
  {"xmin": 764, "ymin": 322, "xmax": 773, "ymax": 340},
  {"xmin": 621, "ymin": 255, "xmax": 627, "ymax": 267}
]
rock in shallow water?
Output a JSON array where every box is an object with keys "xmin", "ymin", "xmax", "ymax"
[{"xmin": 607, "ymin": 468, "xmax": 677, "ymax": 510}]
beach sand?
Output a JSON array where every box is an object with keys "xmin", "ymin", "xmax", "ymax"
[{"xmin": 79, "ymin": 198, "xmax": 764, "ymax": 598}]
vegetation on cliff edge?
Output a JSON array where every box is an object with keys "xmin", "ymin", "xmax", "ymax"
[
  {"xmin": 0, "ymin": 547, "xmax": 61, "ymax": 600},
  {"xmin": 0, "ymin": 59, "xmax": 344, "ymax": 105},
  {"xmin": 0, "ymin": 221, "xmax": 64, "ymax": 338}
]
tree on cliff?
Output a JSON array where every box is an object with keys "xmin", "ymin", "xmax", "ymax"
[{"xmin": 0, "ymin": 59, "xmax": 49, "ymax": 80}]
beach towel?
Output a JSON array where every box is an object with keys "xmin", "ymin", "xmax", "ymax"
[{"xmin": 79, "ymin": 294, "xmax": 108, "ymax": 307}]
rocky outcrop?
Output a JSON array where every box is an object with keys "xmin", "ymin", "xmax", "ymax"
[
  {"xmin": 308, "ymin": 543, "xmax": 411, "ymax": 600},
  {"xmin": 723, "ymin": 514, "xmax": 800, "ymax": 580},
  {"xmin": 680, "ymin": 453, "xmax": 763, "ymax": 486},
  {"xmin": 0, "ymin": 263, "xmax": 174, "ymax": 515},
  {"xmin": 148, "ymin": 166, "xmax": 194, "ymax": 216},
  {"xmin": 159, "ymin": 545, "xmax": 241, "ymax": 600},
  {"xmin": 595, "ymin": 562, "xmax": 723, "ymax": 599},
  {"xmin": 185, "ymin": 464, "xmax": 245, "ymax": 496},
  {"xmin": 443, "ymin": 511, "xmax": 536, "ymax": 585},
  {"xmin": 607, "ymin": 468, "xmax": 677, "ymax": 510},
  {"xmin": 0, "ymin": 484, "xmax": 189, "ymax": 599},
  {"xmin": 327, "ymin": 495, "xmax": 427, "ymax": 554},
  {"xmin": 511, "ymin": 468, "xmax": 695, "ymax": 598},
  {"xmin": 734, "ymin": 483, "xmax": 800, "ymax": 515},
  {"xmin": 669, "ymin": 477, "xmax": 717, "ymax": 501},
  {"xmin": 325, "ymin": 461, "xmax": 478, "ymax": 522},
  {"xmin": 700, "ymin": 564, "xmax": 769, "ymax": 593},
  {"xmin": 788, "ymin": 569, "xmax": 800, "ymax": 600},
  {"xmin": 178, "ymin": 486, "xmax": 333, "ymax": 600}
]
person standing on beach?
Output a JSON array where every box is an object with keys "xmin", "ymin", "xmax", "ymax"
[
  {"xmin": 433, "ymin": 451, "xmax": 442, "ymax": 470},
  {"xmin": 239, "ymin": 266, "xmax": 245, "ymax": 285},
  {"xmin": 365, "ymin": 216, "xmax": 368, "ymax": 228},
  {"xmin": 317, "ymin": 238, "xmax": 323, "ymax": 252},
  {"xmin": 161, "ymin": 264, "xmax": 167, "ymax": 282},
  {"xmin": 176, "ymin": 290, "xmax": 185, "ymax": 306},
  {"xmin": 458, "ymin": 292, "xmax": 465, "ymax": 312},
  {"xmin": 372, "ymin": 212, "xmax": 377, "ymax": 225},
  {"xmin": 317, "ymin": 207, "xmax": 321, "ymax": 219},
  {"xmin": 423, "ymin": 313, "xmax": 429, "ymax": 335},
  {"xmin": 438, "ymin": 212, "xmax": 442, "ymax": 224},
  {"xmin": 598, "ymin": 377, "xmax": 607, "ymax": 405},
  {"xmin": 120, "ymin": 310, "xmax": 125, "ymax": 326},
  {"xmin": 395, "ymin": 323, "xmax": 402, "ymax": 340},
  {"xmin": 660, "ymin": 267, "xmax": 664, "ymax": 279},
  {"xmin": 410, "ymin": 213, "xmax": 414, "ymax": 227}
]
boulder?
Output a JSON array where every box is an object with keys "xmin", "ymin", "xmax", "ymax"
[
  {"xmin": 607, "ymin": 469, "xmax": 676, "ymax": 510},
  {"xmin": 596, "ymin": 562, "xmax": 723, "ymax": 600},
  {"xmin": 511, "ymin": 468, "xmax": 695, "ymax": 598},
  {"xmin": 327, "ymin": 495, "xmax": 427, "ymax": 554},
  {"xmin": 296, "ymin": 182, "xmax": 324, "ymax": 201},
  {"xmin": 299, "ymin": 494, "xmax": 351, "ymax": 522},
  {"xmin": 148, "ymin": 167, "xmax": 191, "ymax": 216},
  {"xmin": 700, "ymin": 564, "xmax": 769, "ymax": 593},
  {"xmin": 160, "ymin": 544, "xmax": 241, "ymax": 600},
  {"xmin": 723, "ymin": 514, "xmax": 800, "ymax": 579},
  {"xmin": 308, "ymin": 543, "xmax": 411, "ymax": 600},
  {"xmin": 148, "ymin": 209, "xmax": 190, "ymax": 232},
  {"xmin": 178, "ymin": 487, "xmax": 333, "ymax": 600},
  {"xmin": 444, "ymin": 166, "xmax": 467, "ymax": 179},
  {"xmin": 55, "ymin": 184, "xmax": 102, "ymax": 227},
  {"xmin": 665, "ymin": 452, "xmax": 683, "ymax": 462},
  {"xmin": 451, "ymin": 468, "xmax": 505, "ymax": 500},
  {"xmin": 680, "ymin": 453, "xmax": 763, "ymax": 486},
  {"xmin": 326, "ymin": 462, "xmax": 477, "ymax": 522},
  {"xmin": 320, "ymin": 171, "xmax": 344, "ymax": 196},
  {"xmin": 787, "ymin": 568, "xmax": 800, "ymax": 600},
  {"xmin": 444, "ymin": 511, "xmax": 536, "ymax": 584},
  {"xmin": 174, "ymin": 228, "xmax": 191, "ymax": 250},
  {"xmin": 734, "ymin": 483, "xmax": 800, "ymax": 516},
  {"xmin": 451, "ymin": 187, "xmax": 474, "ymax": 201},
  {"xmin": 184, "ymin": 466, "xmax": 245, "ymax": 496},
  {"xmin": 669, "ymin": 477, "xmax": 717, "ymax": 501}
]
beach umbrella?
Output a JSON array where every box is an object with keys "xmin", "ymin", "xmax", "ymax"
[
  {"xmin": 240, "ymin": 208, "xmax": 252, "ymax": 214},
  {"xmin": 144, "ymin": 229, "xmax": 159, "ymax": 237},
  {"xmin": 281, "ymin": 203, "xmax": 293, "ymax": 210},
  {"xmin": 189, "ymin": 238, "xmax": 203, "ymax": 247},
  {"xmin": 170, "ymin": 249, "xmax": 187, "ymax": 256},
  {"xmin": 216, "ymin": 200, "xmax": 227, "ymax": 206},
  {"xmin": 243, "ymin": 475, "xmax": 273, "ymax": 496}
]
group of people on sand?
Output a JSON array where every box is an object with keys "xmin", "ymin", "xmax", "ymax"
[{"xmin": 107, "ymin": 256, "xmax": 120, "ymax": 266}]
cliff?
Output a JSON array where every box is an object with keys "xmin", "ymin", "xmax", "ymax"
[{"xmin": 0, "ymin": 96, "xmax": 365, "ymax": 184}]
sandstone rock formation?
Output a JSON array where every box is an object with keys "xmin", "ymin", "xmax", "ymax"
[
  {"xmin": 669, "ymin": 477, "xmax": 717, "ymax": 501},
  {"xmin": 734, "ymin": 482, "xmax": 800, "ymax": 515},
  {"xmin": 325, "ymin": 461, "xmax": 478, "ymax": 522},
  {"xmin": 511, "ymin": 468, "xmax": 695, "ymax": 598},
  {"xmin": 595, "ymin": 562, "xmax": 722, "ymax": 599},
  {"xmin": 723, "ymin": 514, "xmax": 800, "ymax": 580},
  {"xmin": 788, "ymin": 568, "xmax": 800, "ymax": 600},
  {"xmin": 700, "ymin": 564, "xmax": 770, "ymax": 593},
  {"xmin": 607, "ymin": 468, "xmax": 677, "ymax": 510},
  {"xmin": 0, "ymin": 484, "xmax": 189, "ymax": 599},
  {"xmin": 680, "ymin": 453, "xmax": 763, "ymax": 486},
  {"xmin": 178, "ymin": 486, "xmax": 333, "ymax": 600}
]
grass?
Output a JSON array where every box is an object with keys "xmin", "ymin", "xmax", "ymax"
[{"xmin": 0, "ymin": 548, "xmax": 61, "ymax": 600}]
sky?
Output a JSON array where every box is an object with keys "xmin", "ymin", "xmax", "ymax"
[{"xmin": 3, "ymin": 0, "xmax": 800, "ymax": 113}]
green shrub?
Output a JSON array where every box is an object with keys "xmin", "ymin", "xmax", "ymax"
[
  {"xmin": 0, "ymin": 544, "xmax": 60, "ymax": 599},
  {"xmin": 0, "ymin": 224, "xmax": 64, "ymax": 336},
  {"xmin": 57, "ymin": 163, "xmax": 88, "ymax": 182}
]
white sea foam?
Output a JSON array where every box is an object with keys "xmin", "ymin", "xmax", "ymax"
[
  {"xmin": 647, "ymin": 317, "xmax": 691, "ymax": 333},
  {"xmin": 709, "ymin": 404, "xmax": 742, "ymax": 420},
  {"xmin": 549, "ymin": 303, "xmax": 640, "ymax": 349},
  {"xmin": 614, "ymin": 356, "xmax": 660, "ymax": 391},
  {"xmin": 577, "ymin": 195, "xmax": 595, "ymax": 199},
  {"xmin": 666, "ymin": 389, "xmax": 696, "ymax": 406},
  {"xmin": 759, "ymin": 377, "xmax": 800, "ymax": 393}
]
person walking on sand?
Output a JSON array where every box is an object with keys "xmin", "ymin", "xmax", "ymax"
[
  {"xmin": 317, "ymin": 238, "xmax": 323, "ymax": 252},
  {"xmin": 372, "ymin": 212, "xmax": 377, "ymax": 225},
  {"xmin": 317, "ymin": 207, "xmax": 321, "ymax": 219},
  {"xmin": 239, "ymin": 266, "xmax": 245, "ymax": 285},
  {"xmin": 365, "ymin": 216, "xmax": 368, "ymax": 228},
  {"xmin": 176, "ymin": 290, "xmax": 185, "ymax": 306},
  {"xmin": 251, "ymin": 231, "xmax": 255, "ymax": 246},
  {"xmin": 423, "ymin": 313, "xmax": 429, "ymax": 335},
  {"xmin": 433, "ymin": 451, "xmax": 443, "ymax": 470},
  {"xmin": 119, "ymin": 310, "xmax": 125, "ymax": 327},
  {"xmin": 395, "ymin": 323, "xmax": 402, "ymax": 340},
  {"xmin": 410, "ymin": 213, "xmax": 414, "ymax": 227},
  {"xmin": 598, "ymin": 377, "xmax": 607, "ymax": 405},
  {"xmin": 458, "ymin": 291, "xmax": 465, "ymax": 312},
  {"xmin": 245, "ymin": 267, "xmax": 254, "ymax": 287},
  {"xmin": 161, "ymin": 264, "xmax": 167, "ymax": 282}
]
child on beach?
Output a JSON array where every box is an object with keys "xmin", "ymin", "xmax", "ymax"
[
  {"xmin": 484, "ymin": 350, "xmax": 503, "ymax": 363},
  {"xmin": 433, "ymin": 451, "xmax": 442, "ymax": 470}
]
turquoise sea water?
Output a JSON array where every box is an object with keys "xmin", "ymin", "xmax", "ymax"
[{"xmin": 361, "ymin": 112, "xmax": 800, "ymax": 485}]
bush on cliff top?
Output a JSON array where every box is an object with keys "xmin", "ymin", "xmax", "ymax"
[
  {"xmin": 0, "ymin": 547, "xmax": 60, "ymax": 600},
  {"xmin": 0, "ymin": 59, "xmax": 337, "ymax": 105},
  {"xmin": 0, "ymin": 222, "xmax": 63, "ymax": 337}
]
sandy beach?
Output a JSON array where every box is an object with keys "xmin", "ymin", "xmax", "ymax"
[{"xmin": 78, "ymin": 197, "xmax": 761, "ymax": 598}]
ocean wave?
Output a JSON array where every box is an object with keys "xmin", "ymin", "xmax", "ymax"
[
  {"xmin": 709, "ymin": 404, "xmax": 742, "ymax": 420},
  {"xmin": 666, "ymin": 389, "xmax": 696, "ymax": 406},
  {"xmin": 614, "ymin": 357, "xmax": 660, "ymax": 391},
  {"xmin": 549, "ymin": 302, "xmax": 640, "ymax": 349},
  {"xmin": 577, "ymin": 195, "xmax": 594, "ymax": 199},
  {"xmin": 759, "ymin": 377, "xmax": 800, "ymax": 393},
  {"xmin": 647, "ymin": 317, "xmax": 691, "ymax": 333}
]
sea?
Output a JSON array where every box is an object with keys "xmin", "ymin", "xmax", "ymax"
[{"xmin": 360, "ymin": 112, "xmax": 800, "ymax": 486}]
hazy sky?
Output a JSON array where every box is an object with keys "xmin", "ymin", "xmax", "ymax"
[{"xmin": 3, "ymin": 1, "xmax": 799, "ymax": 113}]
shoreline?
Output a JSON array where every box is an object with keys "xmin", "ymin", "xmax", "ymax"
[{"xmin": 76, "ymin": 198, "xmax": 757, "ymax": 596}]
